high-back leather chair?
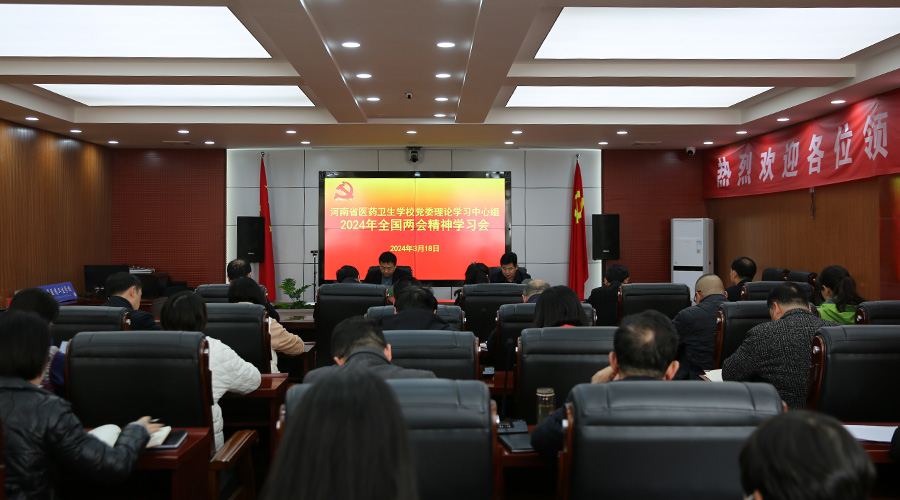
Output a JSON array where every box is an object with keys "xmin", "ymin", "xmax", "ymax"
[
  {"xmin": 517, "ymin": 326, "xmax": 616, "ymax": 424},
  {"xmin": 286, "ymin": 379, "xmax": 496, "ymax": 500},
  {"xmin": 50, "ymin": 306, "xmax": 130, "ymax": 346},
  {"xmin": 558, "ymin": 381, "xmax": 783, "ymax": 500},
  {"xmin": 315, "ymin": 283, "xmax": 389, "ymax": 367},
  {"xmin": 383, "ymin": 330, "xmax": 478, "ymax": 379},
  {"xmin": 807, "ymin": 325, "xmax": 900, "ymax": 421},
  {"xmin": 494, "ymin": 302, "xmax": 596, "ymax": 370},
  {"xmin": 459, "ymin": 283, "xmax": 525, "ymax": 342},
  {"xmin": 0, "ymin": 415, "xmax": 4, "ymax": 500},
  {"xmin": 741, "ymin": 281, "xmax": 813, "ymax": 302},
  {"xmin": 713, "ymin": 301, "xmax": 771, "ymax": 368},
  {"xmin": 617, "ymin": 283, "xmax": 690, "ymax": 324},
  {"xmin": 196, "ymin": 283, "xmax": 268, "ymax": 304},
  {"xmin": 855, "ymin": 301, "xmax": 900, "ymax": 325},
  {"xmin": 204, "ymin": 302, "xmax": 271, "ymax": 374},
  {"xmin": 785, "ymin": 270, "xmax": 820, "ymax": 304},
  {"xmin": 66, "ymin": 331, "xmax": 258, "ymax": 499},
  {"xmin": 366, "ymin": 304, "xmax": 465, "ymax": 330},
  {"xmin": 760, "ymin": 267, "xmax": 789, "ymax": 281}
]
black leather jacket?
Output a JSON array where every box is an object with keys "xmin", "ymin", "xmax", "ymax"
[{"xmin": 0, "ymin": 377, "xmax": 149, "ymax": 500}]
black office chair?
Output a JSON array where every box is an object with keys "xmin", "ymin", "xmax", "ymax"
[
  {"xmin": 713, "ymin": 301, "xmax": 771, "ymax": 369},
  {"xmin": 494, "ymin": 302, "xmax": 596, "ymax": 370},
  {"xmin": 558, "ymin": 381, "xmax": 783, "ymax": 500},
  {"xmin": 760, "ymin": 267, "xmax": 789, "ymax": 281},
  {"xmin": 366, "ymin": 304, "xmax": 464, "ymax": 330},
  {"xmin": 617, "ymin": 283, "xmax": 690, "ymax": 324},
  {"xmin": 459, "ymin": 283, "xmax": 525, "ymax": 342},
  {"xmin": 204, "ymin": 302, "xmax": 271, "ymax": 374},
  {"xmin": 383, "ymin": 330, "xmax": 478, "ymax": 379},
  {"xmin": 517, "ymin": 326, "xmax": 616, "ymax": 424},
  {"xmin": 196, "ymin": 283, "xmax": 268, "ymax": 304},
  {"xmin": 286, "ymin": 379, "xmax": 496, "ymax": 500},
  {"xmin": 50, "ymin": 306, "xmax": 130, "ymax": 346},
  {"xmin": 314, "ymin": 283, "xmax": 389, "ymax": 367},
  {"xmin": 855, "ymin": 301, "xmax": 900, "ymax": 325},
  {"xmin": 807, "ymin": 325, "xmax": 900, "ymax": 421},
  {"xmin": 741, "ymin": 281, "xmax": 813, "ymax": 302}
]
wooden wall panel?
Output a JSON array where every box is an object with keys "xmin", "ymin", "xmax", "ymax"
[
  {"xmin": 0, "ymin": 119, "xmax": 112, "ymax": 300},
  {"xmin": 111, "ymin": 149, "xmax": 225, "ymax": 288},
  {"xmin": 879, "ymin": 174, "xmax": 900, "ymax": 299},
  {"xmin": 602, "ymin": 150, "xmax": 707, "ymax": 283},
  {"xmin": 706, "ymin": 177, "xmax": 880, "ymax": 300}
]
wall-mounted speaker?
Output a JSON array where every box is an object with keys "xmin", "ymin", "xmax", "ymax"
[
  {"xmin": 592, "ymin": 214, "xmax": 619, "ymax": 261},
  {"xmin": 237, "ymin": 216, "xmax": 265, "ymax": 263}
]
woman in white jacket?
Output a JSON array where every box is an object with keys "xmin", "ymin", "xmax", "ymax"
[{"xmin": 161, "ymin": 291, "xmax": 261, "ymax": 449}]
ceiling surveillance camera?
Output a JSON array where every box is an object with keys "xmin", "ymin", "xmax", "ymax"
[
  {"xmin": 405, "ymin": 92, "xmax": 413, "ymax": 100},
  {"xmin": 407, "ymin": 146, "xmax": 421, "ymax": 163},
  {"xmin": 686, "ymin": 147, "xmax": 697, "ymax": 156}
]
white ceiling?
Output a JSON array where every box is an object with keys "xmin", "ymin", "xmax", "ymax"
[{"xmin": 2, "ymin": 0, "xmax": 900, "ymax": 151}]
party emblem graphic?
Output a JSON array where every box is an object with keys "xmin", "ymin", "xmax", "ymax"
[{"xmin": 334, "ymin": 181, "xmax": 354, "ymax": 201}]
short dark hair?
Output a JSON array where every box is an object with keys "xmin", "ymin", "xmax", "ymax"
[
  {"xmin": 335, "ymin": 265, "xmax": 359, "ymax": 282},
  {"xmin": 378, "ymin": 252, "xmax": 397, "ymax": 265},
  {"xmin": 604, "ymin": 264, "xmax": 629, "ymax": 284},
  {"xmin": 500, "ymin": 252, "xmax": 518, "ymax": 267},
  {"xmin": 818, "ymin": 265, "xmax": 866, "ymax": 310},
  {"xmin": 533, "ymin": 285, "xmax": 588, "ymax": 327},
  {"xmin": 392, "ymin": 277, "xmax": 421, "ymax": 299},
  {"xmin": 731, "ymin": 257, "xmax": 757, "ymax": 281},
  {"xmin": 394, "ymin": 286, "xmax": 436, "ymax": 312},
  {"xmin": 9, "ymin": 288, "xmax": 60, "ymax": 323},
  {"xmin": 228, "ymin": 276, "xmax": 266, "ymax": 305},
  {"xmin": 331, "ymin": 316, "xmax": 387, "ymax": 359},
  {"xmin": 0, "ymin": 310, "xmax": 51, "ymax": 380},
  {"xmin": 767, "ymin": 282, "xmax": 808, "ymax": 310},
  {"xmin": 614, "ymin": 310, "xmax": 678, "ymax": 378},
  {"xmin": 105, "ymin": 272, "xmax": 141, "ymax": 297},
  {"xmin": 227, "ymin": 259, "xmax": 252, "ymax": 281},
  {"xmin": 260, "ymin": 372, "xmax": 417, "ymax": 500},
  {"xmin": 160, "ymin": 291, "xmax": 208, "ymax": 332},
  {"xmin": 740, "ymin": 410, "xmax": 875, "ymax": 500}
]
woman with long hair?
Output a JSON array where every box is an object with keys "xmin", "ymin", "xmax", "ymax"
[
  {"xmin": 816, "ymin": 265, "xmax": 866, "ymax": 324},
  {"xmin": 533, "ymin": 285, "xmax": 589, "ymax": 327}
]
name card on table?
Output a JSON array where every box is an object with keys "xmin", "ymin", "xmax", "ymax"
[{"xmin": 38, "ymin": 282, "xmax": 78, "ymax": 302}]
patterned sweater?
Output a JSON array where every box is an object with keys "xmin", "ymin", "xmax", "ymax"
[{"xmin": 722, "ymin": 308, "xmax": 839, "ymax": 409}]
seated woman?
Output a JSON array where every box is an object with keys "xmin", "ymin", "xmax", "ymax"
[
  {"xmin": 260, "ymin": 371, "xmax": 417, "ymax": 500},
  {"xmin": 817, "ymin": 265, "xmax": 866, "ymax": 324},
  {"xmin": 0, "ymin": 310, "xmax": 161, "ymax": 499},
  {"xmin": 228, "ymin": 277, "xmax": 305, "ymax": 373},
  {"xmin": 533, "ymin": 285, "xmax": 589, "ymax": 328},
  {"xmin": 160, "ymin": 291, "xmax": 261, "ymax": 450}
]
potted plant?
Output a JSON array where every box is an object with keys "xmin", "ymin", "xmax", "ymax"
[{"xmin": 274, "ymin": 278, "xmax": 314, "ymax": 317}]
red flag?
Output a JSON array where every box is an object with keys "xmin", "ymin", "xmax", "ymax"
[
  {"xmin": 258, "ymin": 155, "xmax": 276, "ymax": 301},
  {"xmin": 568, "ymin": 160, "xmax": 589, "ymax": 298}
]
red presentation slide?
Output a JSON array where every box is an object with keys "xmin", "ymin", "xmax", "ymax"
[{"xmin": 322, "ymin": 176, "xmax": 507, "ymax": 281}]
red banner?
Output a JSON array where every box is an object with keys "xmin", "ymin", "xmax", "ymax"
[
  {"xmin": 259, "ymin": 155, "xmax": 276, "ymax": 301},
  {"xmin": 704, "ymin": 86, "xmax": 900, "ymax": 198},
  {"xmin": 568, "ymin": 160, "xmax": 588, "ymax": 299}
]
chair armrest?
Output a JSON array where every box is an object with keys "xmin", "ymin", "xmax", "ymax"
[{"xmin": 209, "ymin": 430, "xmax": 259, "ymax": 471}]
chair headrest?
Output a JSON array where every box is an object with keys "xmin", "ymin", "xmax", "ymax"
[
  {"xmin": 384, "ymin": 330, "xmax": 475, "ymax": 357},
  {"xmin": 318, "ymin": 283, "xmax": 387, "ymax": 297},
  {"xmin": 620, "ymin": 283, "xmax": 690, "ymax": 297},
  {"xmin": 818, "ymin": 325, "xmax": 900, "ymax": 354},
  {"xmin": 462, "ymin": 283, "xmax": 525, "ymax": 296},
  {"xmin": 498, "ymin": 302, "xmax": 537, "ymax": 322},
  {"xmin": 206, "ymin": 302, "xmax": 267, "ymax": 322},
  {"xmin": 55, "ymin": 306, "xmax": 128, "ymax": 324},
  {"xmin": 520, "ymin": 327, "xmax": 616, "ymax": 354},
  {"xmin": 69, "ymin": 331, "xmax": 204, "ymax": 360},
  {"xmin": 195, "ymin": 284, "xmax": 230, "ymax": 299},
  {"xmin": 718, "ymin": 301, "xmax": 771, "ymax": 320}
]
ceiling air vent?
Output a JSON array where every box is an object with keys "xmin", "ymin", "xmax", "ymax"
[
  {"xmin": 162, "ymin": 140, "xmax": 194, "ymax": 145},
  {"xmin": 630, "ymin": 141, "xmax": 662, "ymax": 146}
]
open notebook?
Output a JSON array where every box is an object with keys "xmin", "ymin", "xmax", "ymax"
[{"xmin": 89, "ymin": 425, "xmax": 187, "ymax": 450}]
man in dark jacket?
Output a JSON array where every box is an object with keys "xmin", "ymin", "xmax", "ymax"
[
  {"xmin": 672, "ymin": 274, "xmax": 728, "ymax": 380},
  {"xmin": 380, "ymin": 286, "xmax": 452, "ymax": 331},
  {"xmin": 362, "ymin": 251, "xmax": 412, "ymax": 286},
  {"xmin": 724, "ymin": 256, "xmax": 756, "ymax": 302},
  {"xmin": 586, "ymin": 264, "xmax": 630, "ymax": 326},
  {"xmin": 303, "ymin": 316, "xmax": 435, "ymax": 382},
  {"xmin": 490, "ymin": 252, "xmax": 531, "ymax": 284},
  {"xmin": 103, "ymin": 272, "xmax": 160, "ymax": 330}
]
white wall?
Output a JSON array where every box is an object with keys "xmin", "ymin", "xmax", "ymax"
[{"xmin": 226, "ymin": 149, "xmax": 603, "ymax": 302}]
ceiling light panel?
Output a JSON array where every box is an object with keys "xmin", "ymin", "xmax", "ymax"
[
  {"xmin": 507, "ymin": 86, "xmax": 771, "ymax": 108},
  {"xmin": 0, "ymin": 5, "xmax": 270, "ymax": 58},
  {"xmin": 537, "ymin": 8, "xmax": 900, "ymax": 60},
  {"xmin": 34, "ymin": 85, "xmax": 313, "ymax": 107}
]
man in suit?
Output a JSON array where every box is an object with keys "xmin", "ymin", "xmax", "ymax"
[
  {"xmin": 303, "ymin": 316, "xmax": 435, "ymax": 382},
  {"xmin": 362, "ymin": 251, "xmax": 412, "ymax": 286},
  {"xmin": 380, "ymin": 286, "xmax": 452, "ymax": 331},
  {"xmin": 226, "ymin": 258, "xmax": 280, "ymax": 321},
  {"xmin": 586, "ymin": 264, "xmax": 630, "ymax": 326},
  {"xmin": 103, "ymin": 272, "xmax": 160, "ymax": 331},
  {"xmin": 672, "ymin": 274, "xmax": 728, "ymax": 380},
  {"xmin": 490, "ymin": 252, "xmax": 531, "ymax": 284},
  {"xmin": 725, "ymin": 256, "xmax": 756, "ymax": 302}
]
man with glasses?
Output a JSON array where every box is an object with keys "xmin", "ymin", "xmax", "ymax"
[
  {"xmin": 363, "ymin": 251, "xmax": 412, "ymax": 286},
  {"xmin": 672, "ymin": 274, "xmax": 728, "ymax": 380}
]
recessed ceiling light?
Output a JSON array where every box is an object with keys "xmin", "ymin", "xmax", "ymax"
[
  {"xmin": 366, "ymin": 97, "xmax": 380, "ymax": 102},
  {"xmin": 36, "ymin": 84, "xmax": 313, "ymax": 107},
  {"xmin": 776, "ymin": 117, "xmax": 790, "ymax": 122},
  {"xmin": 512, "ymin": 130, "xmax": 523, "ymax": 134},
  {"xmin": 301, "ymin": 141, "xmax": 310, "ymax": 145},
  {"xmin": 505, "ymin": 141, "xmax": 514, "ymax": 145},
  {"xmin": 286, "ymin": 130, "xmax": 297, "ymax": 134},
  {"xmin": 617, "ymin": 130, "xmax": 627, "ymax": 135},
  {"xmin": 342, "ymin": 42, "xmax": 360, "ymax": 48},
  {"xmin": 434, "ymin": 113, "xmax": 446, "ymax": 118},
  {"xmin": 407, "ymin": 130, "xmax": 417, "ymax": 134},
  {"xmin": 507, "ymin": 86, "xmax": 771, "ymax": 108},
  {"xmin": 435, "ymin": 97, "xmax": 449, "ymax": 102},
  {"xmin": 831, "ymin": 99, "xmax": 846, "ymax": 104},
  {"xmin": 178, "ymin": 129, "xmax": 189, "ymax": 134},
  {"xmin": 356, "ymin": 73, "xmax": 372, "ymax": 79},
  {"xmin": 437, "ymin": 42, "xmax": 455, "ymax": 48},
  {"xmin": 25, "ymin": 116, "xmax": 38, "ymax": 121},
  {"xmin": 108, "ymin": 140, "xmax": 118, "ymax": 144},
  {"xmin": 736, "ymin": 130, "xmax": 748, "ymax": 135},
  {"xmin": 703, "ymin": 141, "xmax": 714, "ymax": 145},
  {"xmin": 204, "ymin": 140, "xmax": 215, "ymax": 145},
  {"xmin": 435, "ymin": 73, "xmax": 451, "ymax": 79},
  {"xmin": 598, "ymin": 141, "xmax": 608, "ymax": 145},
  {"xmin": 70, "ymin": 129, "xmax": 81, "ymax": 133}
]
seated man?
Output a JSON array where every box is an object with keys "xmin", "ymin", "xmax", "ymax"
[
  {"xmin": 103, "ymin": 272, "xmax": 159, "ymax": 330},
  {"xmin": 586, "ymin": 264, "xmax": 630, "ymax": 326},
  {"xmin": 530, "ymin": 310, "xmax": 679, "ymax": 459},
  {"xmin": 486, "ymin": 279, "xmax": 550, "ymax": 356},
  {"xmin": 490, "ymin": 252, "xmax": 531, "ymax": 284},
  {"xmin": 336, "ymin": 265, "xmax": 360, "ymax": 283},
  {"xmin": 724, "ymin": 256, "xmax": 756, "ymax": 302},
  {"xmin": 380, "ymin": 286, "xmax": 452, "ymax": 331},
  {"xmin": 362, "ymin": 251, "xmax": 412, "ymax": 287},
  {"xmin": 303, "ymin": 317, "xmax": 436, "ymax": 382},
  {"xmin": 723, "ymin": 282, "xmax": 839, "ymax": 409},
  {"xmin": 673, "ymin": 274, "xmax": 728, "ymax": 380},
  {"xmin": 227, "ymin": 258, "xmax": 281, "ymax": 321}
]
